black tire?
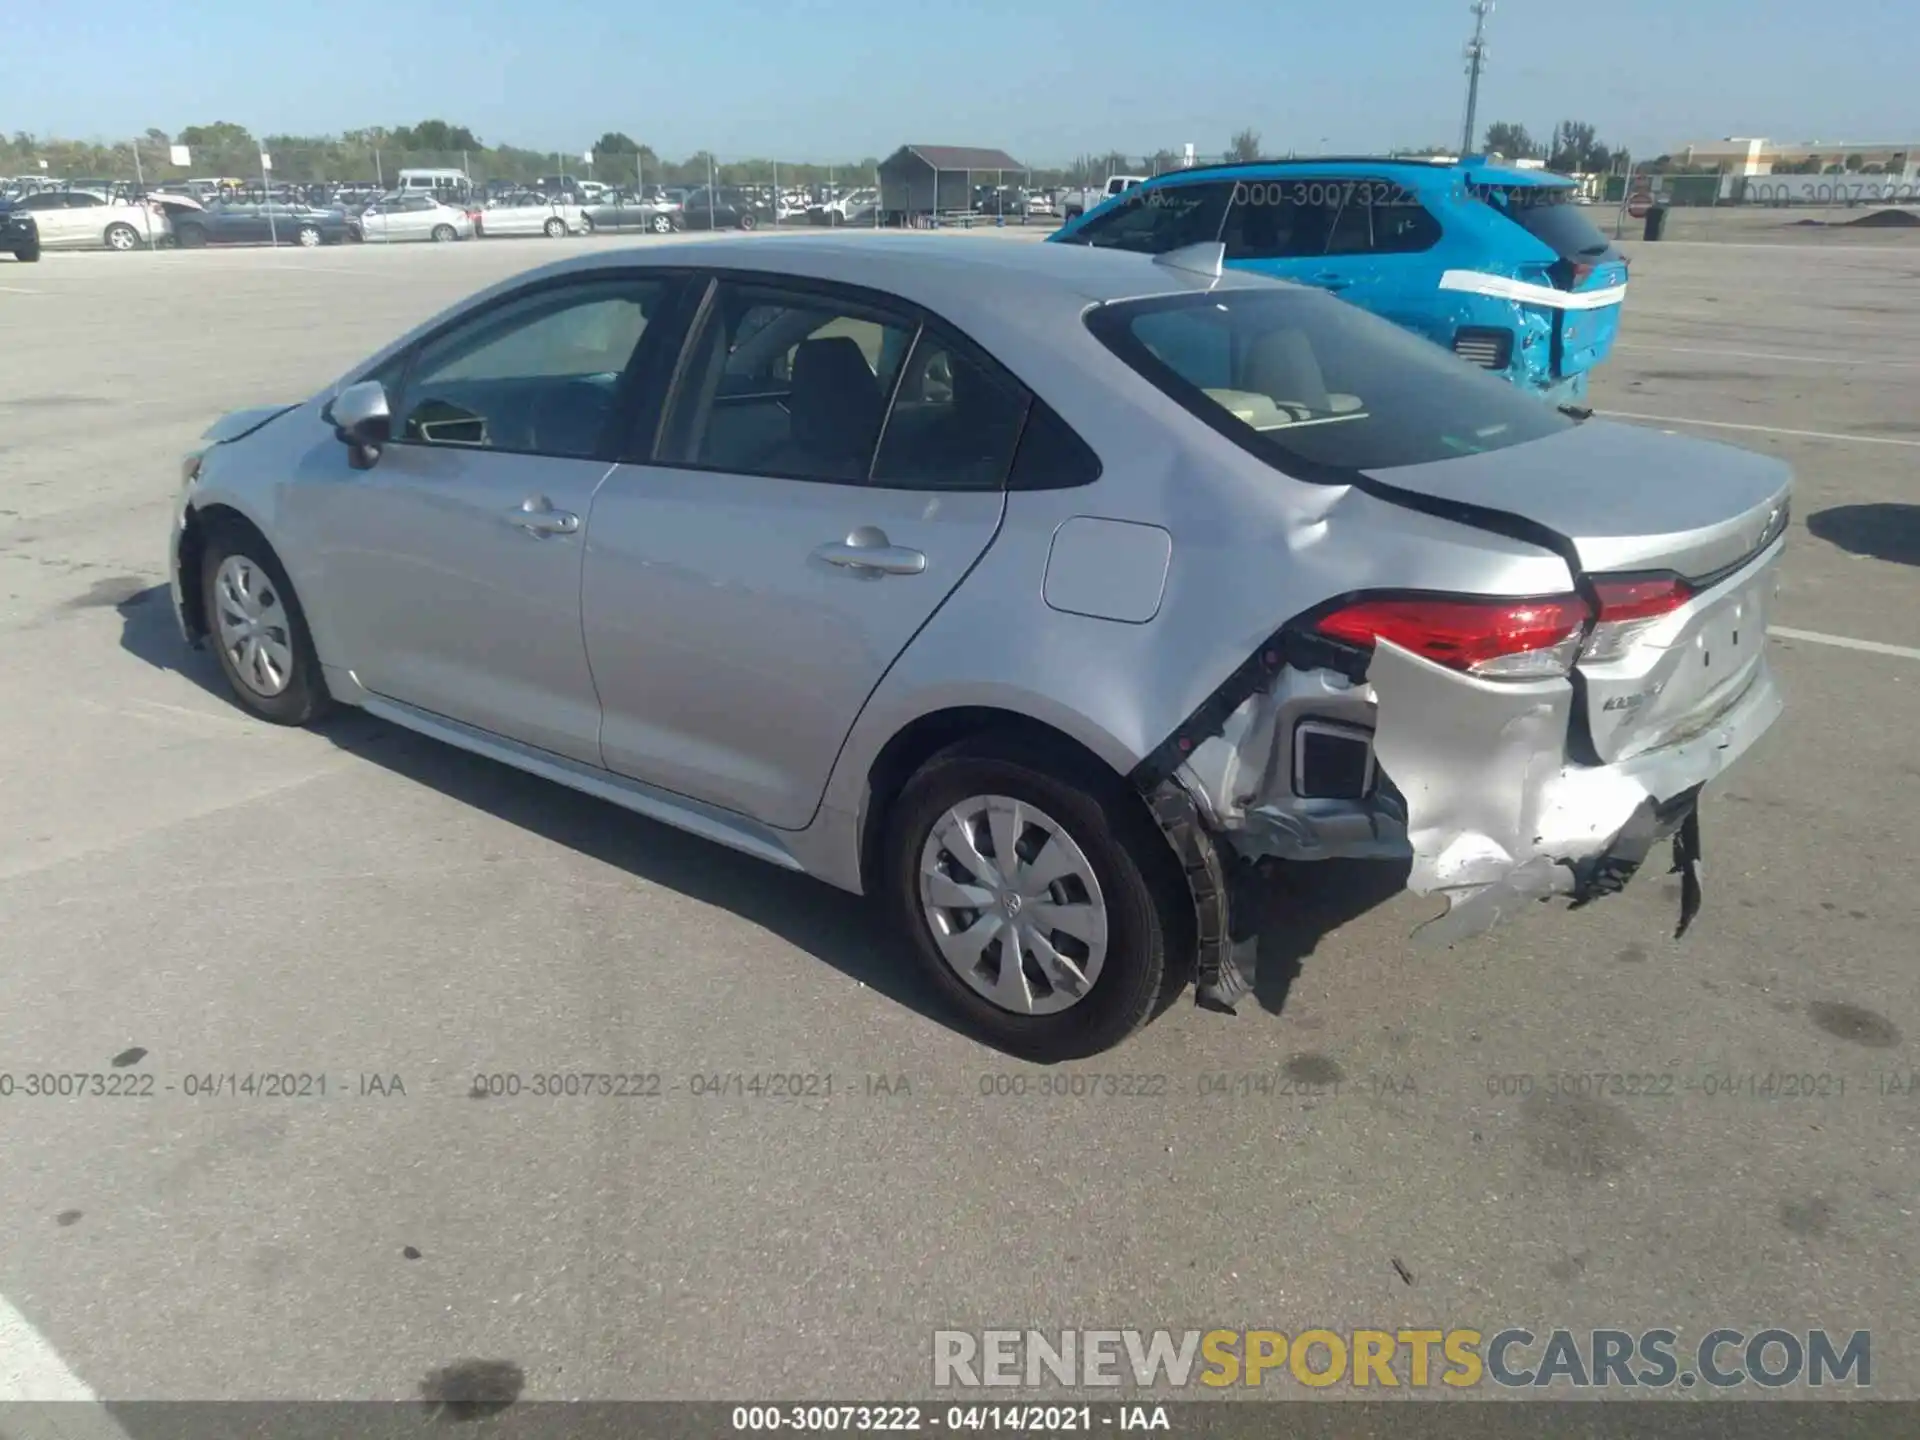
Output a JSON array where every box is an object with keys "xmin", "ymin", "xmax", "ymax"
[
  {"xmin": 296, "ymin": 225, "xmax": 322, "ymax": 247},
  {"xmin": 650, "ymin": 214, "xmax": 673, "ymax": 234},
  {"xmin": 176, "ymin": 224, "xmax": 208, "ymax": 249},
  {"xmin": 104, "ymin": 222, "xmax": 141, "ymax": 252},
  {"xmin": 13, "ymin": 244, "xmax": 39, "ymax": 262},
  {"xmin": 737, "ymin": 211, "xmax": 758, "ymax": 230},
  {"xmin": 431, "ymin": 224, "xmax": 457, "ymax": 242},
  {"xmin": 199, "ymin": 525, "xmax": 332, "ymax": 727},
  {"xmin": 884, "ymin": 733, "xmax": 1186, "ymax": 1062},
  {"xmin": 544, "ymin": 217, "xmax": 566, "ymax": 237}
]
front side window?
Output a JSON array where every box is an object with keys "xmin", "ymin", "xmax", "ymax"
[
  {"xmin": 1061, "ymin": 182, "xmax": 1233, "ymax": 254},
  {"xmin": 390, "ymin": 278, "xmax": 667, "ymax": 458},
  {"xmin": 1087, "ymin": 286, "xmax": 1570, "ymax": 476},
  {"xmin": 661, "ymin": 281, "xmax": 916, "ymax": 484}
]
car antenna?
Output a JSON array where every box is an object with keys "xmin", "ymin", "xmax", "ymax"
[{"xmin": 1152, "ymin": 241, "xmax": 1225, "ymax": 281}]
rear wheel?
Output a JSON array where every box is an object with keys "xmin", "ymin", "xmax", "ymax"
[
  {"xmin": 544, "ymin": 217, "xmax": 566, "ymax": 237},
  {"xmin": 104, "ymin": 222, "xmax": 140, "ymax": 252},
  {"xmin": 296, "ymin": 224, "xmax": 322, "ymax": 247},
  {"xmin": 13, "ymin": 243, "xmax": 38, "ymax": 262},
  {"xmin": 176, "ymin": 223, "xmax": 208, "ymax": 249},
  {"xmin": 737, "ymin": 211, "xmax": 758, "ymax": 230},
  {"xmin": 649, "ymin": 213, "xmax": 673, "ymax": 234},
  {"xmin": 885, "ymin": 735, "xmax": 1185, "ymax": 1061},
  {"xmin": 430, "ymin": 224, "xmax": 457, "ymax": 243},
  {"xmin": 200, "ymin": 529, "xmax": 332, "ymax": 727}
]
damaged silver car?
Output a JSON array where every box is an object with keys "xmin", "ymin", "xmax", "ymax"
[{"xmin": 167, "ymin": 235, "xmax": 1787, "ymax": 1060}]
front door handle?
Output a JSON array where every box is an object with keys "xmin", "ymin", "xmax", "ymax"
[
  {"xmin": 508, "ymin": 496, "xmax": 580, "ymax": 536},
  {"xmin": 812, "ymin": 525, "xmax": 926, "ymax": 576}
]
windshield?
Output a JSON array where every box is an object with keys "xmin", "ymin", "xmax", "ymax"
[
  {"xmin": 1474, "ymin": 183, "xmax": 1620, "ymax": 263},
  {"xmin": 1086, "ymin": 286, "xmax": 1572, "ymax": 475}
]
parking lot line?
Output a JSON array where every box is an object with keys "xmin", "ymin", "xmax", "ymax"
[
  {"xmin": 1769, "ymin": 626, "xmax": 1920, "ymax": 661},
  {"xmin": 0, "ymin": 1293, "xmax": 135, "ymax": 1436},
  {"xmin": 1617, "ymin": 342, "xmax": 1920, "ymax": 368},
  {"xmin": 1597, "ymin": 409, "xmax": 1920, "ymax": 448}
]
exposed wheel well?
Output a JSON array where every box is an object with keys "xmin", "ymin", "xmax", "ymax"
[
  {"xmin": 857, "ymin": 707, "xmax": 1140, "ymax": 895},
  {"xmin": 177, "ymin": 502, "xmax": 270, "ymax": 640}
]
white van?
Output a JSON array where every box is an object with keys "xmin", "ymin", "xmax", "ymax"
[{"xmin": 395, "ymin": 168, "xmax": 472, "ymax": 200}]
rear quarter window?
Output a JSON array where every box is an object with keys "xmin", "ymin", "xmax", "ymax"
[{"xmin": 1087, "ymin": 286, "xmax": 1571, "ymax": 476}]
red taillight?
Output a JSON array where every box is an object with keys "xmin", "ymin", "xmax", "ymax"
[
  {"xmin": 1581, "ymin": 574, "xmax": 1694, "ymax": 663},
  {"xmin": 1592, "ymin": 575, "xmax": 1692, "ymax": 623},
  {"xmin": 1314, "ymin": 593, "xmax": 1592, "ymax": 679}
]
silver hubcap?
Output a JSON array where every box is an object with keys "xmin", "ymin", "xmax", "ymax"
[
  {"xmin": 109, "ymin": 228, "xmax": 133, "ymax": 249},
  {"xmin": 212, "ymin": 555, "xmax": 295, "ymax": 698},
  {"xmin": 917, "ymin": 795, "xmax": 1109, "ymax": 1016},
  {"xmin": 299, "ymin": 229, "xmax": 320, "ymax": 246}
]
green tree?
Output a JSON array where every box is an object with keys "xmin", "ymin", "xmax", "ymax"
[
  {"xmin": 1482, "ymin": 121, "xmax": 1535, "ymax": 158},
  {"xmin": 1228, "ymin": 128, "xmax": 1262, "ymax": 162}
]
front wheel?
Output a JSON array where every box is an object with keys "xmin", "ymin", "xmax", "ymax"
[
  {"xmin": 176, "ymin": 224, "xmax": 209, "ymax": 249},
  {"xmin": 737, "ymin": 212, "xmax": 758, "ymax": 230},
  {"xmin": 544, "ymin": 217, "xmax": 567, "ymax": 237},
  {"xmin": 430, "ymin": 224, "xmax": 457, "ymax": 243},
  {"xmin": 104, "ymin": 222, "xmax": 140, "ymax": 252},
  {"xmin": 13, "ymin": 244, "xmax": 39, "ymax": 262},
  {"xmin": 649, "ymin": 214, "xmax": 673, "ymax": 234},
  {"xmin": 296, "ymin": 225, "xmax": 322, "ymax": 247},
  {"xmin": 200, "ymin": 530, "xmax": 332, "ymax": 726},
  {"xmin": 885, "ymin": 736, "xmax": 1185, "ymax": 1061}
]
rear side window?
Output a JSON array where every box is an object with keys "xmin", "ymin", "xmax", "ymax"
[
  {"xmin": 1087, "ymin": 287, "xmax": 1570, "ymax": 476},
  {"xmin": 1474, "ymin": 184, "xmax": 1619, "ymax": 262},
  {"xmin": 1062, "ymin": 182, "xmax": 1232, "ymax": 253}
]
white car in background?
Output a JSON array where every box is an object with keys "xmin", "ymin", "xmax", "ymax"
[
  {"xmin": 477, "ymin": 191, "xmax": 591, "ymax": 239},
  {"xmin": 357, "ymin": 193, "xmax": 475, "ymax": 243},
  {"xmin": 7, "ymin": 189, "xmax": 167, "ymax": 250}
]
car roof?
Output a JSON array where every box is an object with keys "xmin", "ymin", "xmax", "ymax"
[
  {"xmin": 524, "ymin": 232, "xmax": 1288, "ymax": 310},
  {"xmin": 1157, "ymin": 156, "xmax": 1575, "ymax": 189}
]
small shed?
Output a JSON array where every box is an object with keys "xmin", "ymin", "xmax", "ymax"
[{"xmin": 878, "ymin": 144, "xmax": 1026, "ymax": 220}]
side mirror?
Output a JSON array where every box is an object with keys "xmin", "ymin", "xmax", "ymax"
[{"xmin": 327, "ymin": 380, "xmax": 392, "ymax": 470}]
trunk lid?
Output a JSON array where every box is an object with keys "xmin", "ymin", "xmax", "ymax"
[
  {"xmin": 1361, "ymin": 419, "xmax": 1791, "ymax": 763},
  {"xmin": 1483, "ymin": 186, "xmax": 1628, "ymax": 380}
]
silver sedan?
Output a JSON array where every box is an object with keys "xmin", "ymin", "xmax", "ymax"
[{"xmin": 167, "ymin": 236, "xmax": 1789, "ymax": 1059}]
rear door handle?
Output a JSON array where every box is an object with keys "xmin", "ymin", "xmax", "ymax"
[
  {"xmin": 508, "ymin": 497, "xmax": 581, "ymax": 536},
  {"xmin": 812, "ymin": 525, "xmax": 926, "ymax": 576}
]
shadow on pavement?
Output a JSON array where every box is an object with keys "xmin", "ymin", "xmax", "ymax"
[
  {"xmin": 1806, "ymin": 503, "xmax": 1920, "ymax": 567},
  {"xmin": 118, "ymin": 582, "xmax": 1404, "ymax": 1050}
]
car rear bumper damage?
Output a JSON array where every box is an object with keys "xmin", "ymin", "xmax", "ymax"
[{"xmin": 1140, "ymin": 627, "xmax": 1782, "ymax": 1012}]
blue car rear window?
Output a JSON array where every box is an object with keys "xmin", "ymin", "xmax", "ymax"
[
  {"xmin": 1087, "ymin": 286, "xmax": 1571, "ymax": 476},
  {"xmin": 1472, "ymin": 184, "xmax": 1621, "ymax": 263}
]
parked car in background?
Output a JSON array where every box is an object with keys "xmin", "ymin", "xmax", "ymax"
[
  {"xmin": 809, "ymin": 188, "xmax": 878, "ymax": 225},
  {"xmin": 1050, "ymin": 157, "xmax": 1629, "ymax": 404},
  {"xmin": 0, "ymin": 196, "xmax": 40, "ymax": 261},
  {"xmin": 358, "ymin": 193, "xmax": 474, "ymax": 243},
  {"xmin": 478, "ymin": 190, "xmax": 592, "ymax": 238},
  {"xmin": 5, "ymin": 189, "xmax": 165, "ymax": 250},
  {"xmin": 581, "ymin": 190, "xmax": 681, "ymax": 234},
  {"xmin": 675, "ymin": 186, "xmax": 765, "ymax": 230},
  {"xmin": 169, "ymin": 198, "xmax": 357, "ymax": 248},
  {"xmin": 1060, "ymin": 174, "xmax": 1146, "ymax": 221}
]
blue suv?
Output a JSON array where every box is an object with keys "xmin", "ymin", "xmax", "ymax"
[{"xmin": 1049, "ymin": 157, "xmax": 1627, "ymax": 404}]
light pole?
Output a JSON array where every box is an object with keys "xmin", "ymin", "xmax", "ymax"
[{"xmin": 1460, "ymin": 0, "xmax": 1494, "ymax": 158}]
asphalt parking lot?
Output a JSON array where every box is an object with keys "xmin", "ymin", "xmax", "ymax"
[{"xmin": 2, "ymin": 229, "xmax": 1918, "ymax": 1411}]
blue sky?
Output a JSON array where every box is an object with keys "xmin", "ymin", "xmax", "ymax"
[{"xmin": 9, "ymin": 0, "xmax": 1914, "ymax": 163}]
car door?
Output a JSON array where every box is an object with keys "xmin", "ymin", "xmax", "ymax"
[
  {"xmin": 359, "ymin": 199, "xmax": 391, "ymax": 241},
  {"xmin": 581, "ymin": 273, "xmax": 1026, "ymax": 830},
  {"xmin": 1304, "ymin": 178, "xmax": 1448, "ymax": 340},
  {"xmin": 24, "ymin": 193, "xmax": 87, "ymax": 247},
  {"xmin": 290, "ymin": 272, "xmax": 683, "ymax": 763},
  {"xmin": 384, "ymin": 195, "xmax": 432, "ymax": 240},
  {"xmin": 1217, "ymin": 174, "xmax": 1344, "ymax": 283}
]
